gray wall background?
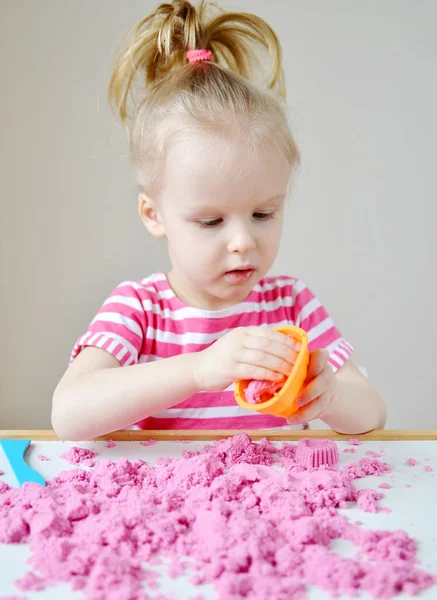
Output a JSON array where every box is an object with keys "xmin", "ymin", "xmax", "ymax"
[{"xmin": 1, "ymin": 1, "xmax": 436, "ymax": 430}]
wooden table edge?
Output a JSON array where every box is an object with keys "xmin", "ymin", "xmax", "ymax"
[{"xmin": 0, "ymin": 429, "xmax": 436, "ymax": 441}]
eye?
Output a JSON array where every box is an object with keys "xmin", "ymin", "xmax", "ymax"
[
  {"xmin": 198, "ymin": 218, "xmax": 223, "ymax": 228},
  {"xmin": 253, "ymin": 212, "xmax": 275, "ymax": 220}
]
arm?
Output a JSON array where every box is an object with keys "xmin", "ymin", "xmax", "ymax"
[
  {"xmin": 289, "ymin": 280, "xmax": 386, "ymax": 433},
  {"xmin": 53, "ymin": 325, "xmax": 301, "ymax": 441},
  {"xmin": 52, "ymin": 347, "xmax": 200, "ymax": 441},
  {"xmin": 287, "ymin": 352, "xmax": 387, "ymax": 434},
  {"xmin": 321, "ymin": 360, "xmax": 387, "ymax": 434}
]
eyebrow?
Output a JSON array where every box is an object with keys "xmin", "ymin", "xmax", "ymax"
[
  {"xmin": 186, "ymin": 194, "xmax": 286, "ymax": 216},
  {"xmin": 259, "ymin": 194, "xmax": 286, "ymax": 208}
]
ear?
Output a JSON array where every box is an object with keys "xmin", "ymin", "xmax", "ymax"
[{"xmin": 138, "ymin": 192, "xmax": 166, "ymax": 238}]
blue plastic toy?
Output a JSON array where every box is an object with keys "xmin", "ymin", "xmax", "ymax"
[{"xmin": 0, "ymin": 439, "xmax": 45, "ymax": 486}]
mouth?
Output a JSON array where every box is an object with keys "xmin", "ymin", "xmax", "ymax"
[{"xmin": 224, "ymin": 267, "xmax": 255, "ymax": 283}]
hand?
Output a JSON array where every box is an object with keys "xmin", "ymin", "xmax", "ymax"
[
  {"xmin": 287, "ymin": 349, "xmax": 339, "ymax": 425},
  {"xmin": 193, "ymin": 327, "xmax": 301, "ymax": 392}
]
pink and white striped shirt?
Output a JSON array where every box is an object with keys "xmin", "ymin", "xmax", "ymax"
[{"xmin": 70, "ymin": 271, "xmax": 354, "ymax": 430}]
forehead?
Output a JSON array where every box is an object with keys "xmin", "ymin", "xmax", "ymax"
[{"xmin": 159, "ymin": 132, "xmax": 291, "ymax": 210}]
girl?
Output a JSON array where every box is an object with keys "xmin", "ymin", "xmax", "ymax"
[{"xmin": 52, "ymin": 0, "xmax": 386, "ymax": 441}]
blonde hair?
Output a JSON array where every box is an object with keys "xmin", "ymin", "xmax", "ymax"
[{"xmin": 108, "ymin": 0, "xmax": 299, "ymax": 195}]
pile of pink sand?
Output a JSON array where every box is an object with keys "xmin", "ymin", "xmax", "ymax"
[{"xmin": 0, "ymin": 434, "xmax": 435, "ymax": 600}]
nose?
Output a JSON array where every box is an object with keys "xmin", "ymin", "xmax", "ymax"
[{"xmin": 227, "ymin": 222, "xmax": 256, "ymax": 254}]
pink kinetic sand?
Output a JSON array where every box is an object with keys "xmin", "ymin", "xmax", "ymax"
[
  {"xmin": 406, "ymin": 458, "xmax": 417, "ymax": 467},
  {"xmin": 356, "ymin": 489, "xmax": 388, "ymax": 513},
  {"xmin": 243, "ymin": 379, "xmax": 283, "ymax": 404},
  {"xmin": 37, "ymin": 455, "xmax": 50, "ymax": 462},
  {"xmin": 349, "ymin": 438, "xmax": 362, "ymax": 446},
  {"xmin": 59, "ymin": 447, "xmax": 97, "ymax": 465},
  {"xmin": 106, "ymin": 440, "xmax": 116, "ymax": 449},
  {"xmin": 366, "ymin": 450, "xmax": 381, "ymax": 458},
  {"xmin": 0, "ymin": 434, "xmax": 435, "ymax": 600},
  {"xmin": 424, "ymin": 465, "xmax": 433, "ymax": 473},
  {"xmin": 140, "ymin": 440, "xmax": 158, "ymax": 447},
  {"xmin": 342, "ymin": 456, "xmax": 391, "ymax": 479},
  {"xmin": 295, "ymin": 438, "xmax": 339, "ymax": 469}
]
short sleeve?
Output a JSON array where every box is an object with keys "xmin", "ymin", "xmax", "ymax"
[
  {"xmin": 69, "ymin": 281, "xmax": 147, "ymax": 367},
  {"xmin": 288, "ymin": 279, "xmax": 355, "ymax": 373}
]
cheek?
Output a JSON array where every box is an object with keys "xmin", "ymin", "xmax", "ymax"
[
  {"xmin": 262, "ymin": 218, "xmax": 283, "ymax": 250},
  {"xmin": 166, "ymin": 220, "xmax": 193, "ymax": 244},
  {"xmin": 169, "ymin": 225, "xmax": 217, "ymax": 261}
]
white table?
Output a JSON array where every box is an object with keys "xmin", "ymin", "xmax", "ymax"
[{"xmin": 0, "ymin": 431, "xmax": 436, "ymax": 600}]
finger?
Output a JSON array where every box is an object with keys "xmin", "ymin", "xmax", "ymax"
[
  {"xmin": 247, "ymin": 327, "xmax": 302, "ymax": 352},
  {"xmin": 296, "ymin": 370, "xmax": 329, "ymax": 407},
  {"xmin": 287, "ymin": 398, "xmax": 324, "ymax": 424},
  {"xmin": 242, "ymin": 337, "xmax": 299, "ymax": 371},
  {"xmin": 305, "ymin": 349, "xmax": 329, "ymax": 382},
  {"xmin": 237, "ymin": 347, "xmax": 294, "ymax": 378},
  {"xmin": 236, "ymin": 362, "xmax": 286, "ymax": 382}
]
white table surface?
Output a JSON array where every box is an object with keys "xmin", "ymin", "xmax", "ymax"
[{"xmin": 0, "ymin": 438, "xmax": 436, "ymax": 600}]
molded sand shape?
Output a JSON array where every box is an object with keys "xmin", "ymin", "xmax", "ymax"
[{"xmin": 295, "ymin": 438, "xmax": 339, "ymax": 469}]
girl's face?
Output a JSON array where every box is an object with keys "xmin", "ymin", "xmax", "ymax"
[{"xmin": 140, "ymin": 132, "xmax": 291, "ymax": 310}]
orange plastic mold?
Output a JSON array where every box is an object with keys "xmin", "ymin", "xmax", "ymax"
[{"xmin": 234, "ymin": 325, "xmax": 309, "ymax": 419}]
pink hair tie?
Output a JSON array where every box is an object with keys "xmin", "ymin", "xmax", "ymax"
[{"xmin": 186, "ymin": 49, "xmax": 213, "ymax": 63}]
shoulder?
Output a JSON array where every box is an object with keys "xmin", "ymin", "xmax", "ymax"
[
  {"xmin": 107, "ymin": 271, "xmax": 169, "ymax": 308},
  {"xmin": 88, "ymin": 273, "xmax": 172, "ymax": 331}
]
